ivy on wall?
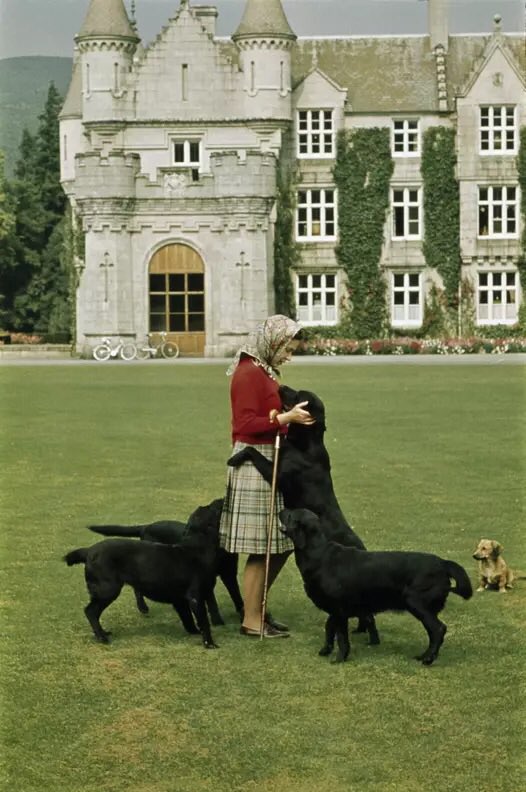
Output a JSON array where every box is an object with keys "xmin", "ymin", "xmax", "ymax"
[
  {"xmin": 517, "ymin": 127, "xmax": 526, "ymax": 328},
  {"xmin": 333, "ymin": 128, "xmax": 393, "ymax": 339},
  {"xmin": 273, "ymin": 140, "xmax": 299, "ymax": 319},
  {"xmin": 421, "ymin": 127, "xmax": 461, "ymax": 308}
]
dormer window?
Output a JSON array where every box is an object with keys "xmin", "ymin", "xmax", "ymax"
[
  {"xmin": 480, "ymin": 106, "xmax": 517, "ymax": 154},
  {"xmin": 297, "ymin": 110, "xmax": 334, "ymax": 158},
  {"xmin": 392, "ymin": 119, "xmax": 420, "ymax": 157}
]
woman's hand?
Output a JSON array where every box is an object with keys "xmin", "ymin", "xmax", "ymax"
[{"xmin": 277, "ymin": 401, "xmax": 315, "ymax": 426}]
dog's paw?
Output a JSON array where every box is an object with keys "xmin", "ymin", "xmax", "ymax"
[
  {"xmin": 318, "ymin": 644, "xmax": 333, "ymax": 657},
  {"xmin": 476, "ymin": 586, "xmax": 485, "ymax": 592},
  {"xmin": 204, "ymin": 641, "xmax": 219, "ymax": 649},
  {"xmin": 96, "ymin": 631, "xmax": 112, "ymax": 644},
  {"xmin": 498, "ymin": 588, "xmax": 507, "ymax": 594}
]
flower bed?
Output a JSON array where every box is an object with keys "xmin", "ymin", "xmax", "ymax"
[{"xmin": 297, "ymin": 336, "xmax": 526, "ymax": 356}]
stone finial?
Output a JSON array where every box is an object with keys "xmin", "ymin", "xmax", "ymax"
[{"xmin": 493, "ymin": 13, "xmax": 502, "ymax": 32}]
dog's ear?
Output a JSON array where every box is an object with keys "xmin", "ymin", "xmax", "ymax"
[
  {"xmin": 293, "ymin": 524, "xmax": 306, "ymax": 550},
  {"xmin": 492, "ymin": 541, "xmax": 503, "ymax": 557}
]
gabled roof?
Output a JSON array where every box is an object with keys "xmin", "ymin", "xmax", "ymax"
[
  {"xmin": 450, "ymin": 35, "xmax": 526, "ymax": 97},
  {"xmin": 233, "ymin": 0, "xmax": 296, "ymax": 41},
  {"xmin": 76, "ymin": 0, "xmax": 139, "ymax": 41}
]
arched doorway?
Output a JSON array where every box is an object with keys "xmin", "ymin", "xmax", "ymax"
[{"xmin": 148, "ymin": 243, "xmax": 205, "ymax": 356}]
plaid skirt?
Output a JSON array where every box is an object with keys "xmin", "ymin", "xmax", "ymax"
[{"xmin": 219, "ymin": 442, "xmax": 293, "ymax": 555}]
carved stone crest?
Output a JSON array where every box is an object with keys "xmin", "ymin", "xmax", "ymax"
[
  {"xmin": 164, "ymin": 172, "xmax": 187, "ymax": 197},
  {"xmin": 492, "ymin": 72, "xmax": 503, "ymax": 87}
]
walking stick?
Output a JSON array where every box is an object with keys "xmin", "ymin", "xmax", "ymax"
[{"xmin": 260, "ymin": 431, "xmax": 281, "ymax": 639}]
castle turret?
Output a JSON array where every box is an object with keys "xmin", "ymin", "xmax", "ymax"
[
  {"xmin": 75, "ymin": 0, "xmax": 140, "ymax": 122},
  {"xmin": 232, "ymin": 0, "xmax": 296, "ymax": 119}
]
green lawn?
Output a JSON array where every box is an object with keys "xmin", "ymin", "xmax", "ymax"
[{"xmin": 1, "ymin": 362, "xmax": 524, "ymax": 792}]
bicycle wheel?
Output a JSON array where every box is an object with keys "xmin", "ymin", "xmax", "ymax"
[
  {"xmin": 93, "ymin": 344, "xmax": 111, "ymax": 361},
  {"xmin": 135, "ymin": 346, "xmax": 151, "ymax": 360},
  {"xmin": 160, "ymin": 341, "xmax": 179, "ymax": 359},
  {"xmin": 120, "ymin": 343, "xmax": 137, "ymax": 361}
]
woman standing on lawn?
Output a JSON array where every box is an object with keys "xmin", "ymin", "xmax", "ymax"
[{"xmin": 219, "ymin": 314, "xmax": 314, "ymax": 638}]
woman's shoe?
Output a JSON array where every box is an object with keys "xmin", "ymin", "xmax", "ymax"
[
  {"xmin": 240, "ymin": 624, "xmax": 290, "ymax": 638},
  {"xmin": 265, "ymin": 613, "xmax": 289, "ymax": 632}
]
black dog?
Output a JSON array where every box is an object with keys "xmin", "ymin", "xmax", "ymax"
[
  {"xmin": 88, "ymin": 499, "xmax": 243, "ymax": 626},
  {"xmin": 64, "ymin": 499, "xmax": 224, "ymax": 649},
  {"xmin": 228, "ymin": 385, "xmax": 379, "ymax": 644},
  {"xmin": 280, "ymin": 508, "xmax": 472, "ymax": 665}
]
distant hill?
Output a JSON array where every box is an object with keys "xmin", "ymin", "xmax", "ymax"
[{"xmin": 0, "ymin": 56, "xmax": 73, "ymax": 176}]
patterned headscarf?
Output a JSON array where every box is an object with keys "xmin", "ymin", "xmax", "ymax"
[{"xmin": 227, "ymin": 314, "xmax": 302, "ymax": 379}]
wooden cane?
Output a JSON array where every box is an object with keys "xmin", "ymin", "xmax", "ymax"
[{"xmin": 260, "ymin": 432, "xmax": 281, "ymax": 639}]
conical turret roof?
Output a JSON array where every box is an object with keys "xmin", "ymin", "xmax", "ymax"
[
  {"xmin": 233, "ymin": 0, "xmax": 296, "ymax": 41},
  {"xmin": 76, "ymin": 0, "xmax": 139, "ymax": 40}
]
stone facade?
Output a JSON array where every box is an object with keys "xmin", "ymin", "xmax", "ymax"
[{"xmin": 60, "ymin": 0, "xmax": 525, "ymax": 355}]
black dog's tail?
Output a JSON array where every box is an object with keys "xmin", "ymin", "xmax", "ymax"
[
  {"xmin": 88, "ymin": 524, "xmax": 143, "ymax": 538},
  {"xmin": 444, "ymin": 560, "xmax": 473, "ymax": 600},
  {"xmin": 64, "ymin": 548, "xmax": 89, "ymax": 566}
]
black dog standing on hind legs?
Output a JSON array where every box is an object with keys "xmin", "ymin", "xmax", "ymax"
[
  {"xmin": 228, "ymin": 384, "xmax": 380, "ymax": 646},
  {"xmin": 280, "ymin": 508, "xmax": 473, "ymax": 665},
  {"xmin": 64, "ymin": 499, "xmax": 224, "ymax": 649}
]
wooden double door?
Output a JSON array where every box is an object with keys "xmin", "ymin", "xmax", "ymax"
[{"xmin": 148, "ymin": 244, "xmax": 205, "ymax": 356}]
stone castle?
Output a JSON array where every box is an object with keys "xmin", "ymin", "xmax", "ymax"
[{"xmin": 60, "ymin": 0, "xmax": 525, "ymax": 355}]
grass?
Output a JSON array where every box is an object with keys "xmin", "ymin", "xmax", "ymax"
[{"xmin": 0, "ymin": 361, "xmax": 525, "ymax": 792}]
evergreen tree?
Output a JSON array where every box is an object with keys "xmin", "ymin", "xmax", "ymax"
[
  {"xmin": 7, "ymin": 83, "xmax": 71, "ymax": 335},
  {"xmin": 0, "ymin": 150, "xmax": 17, "ymax": 327}
]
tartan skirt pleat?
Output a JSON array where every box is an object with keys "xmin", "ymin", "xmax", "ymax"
[{"xmin": 219, "ymin": 442, "xmax": 293, "ymax": 555}]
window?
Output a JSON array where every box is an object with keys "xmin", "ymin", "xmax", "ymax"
[
  {"xmin": 391, "ymin": 272, "xmax": 422, "ymax": 326},
  {"xmin": 392, "ymin": 119, "xmax": 420, "ymax": 156},
  {"xmin": 296, "ymin": 273, "xmax": 337, "ymax": 325},
  {"xmin": 149, "ymin": 272, "xmax": 205, "ymax": 333},
  {"xmin": 297, "ymin": 110, "xmax": 334, "ymax": 157},
  {"xmin": 296, "ymin": 189, "xmax": 337, "ymax": 241},
  {"xmin": 478, "ymin": 186, "xmax": 517, "ymax": 237},
  {"xmin": 480, "ymin": 106, "xmax": 517, "ymax": 154},
  {"xmin": 173, "ymin": 139, "xmax": 201, "ymax": 181},
  {"xmin": 392, "ymin": 188, "xmax": 422, "ymax": 239},
  {"xmin": 477, "ymin": 271, "xmax": 518, "ymax": 325}
]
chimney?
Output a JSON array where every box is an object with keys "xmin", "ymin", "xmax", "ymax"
[
  {"xmin": 428, "ymin": 0, "xmax": 448, "ymax": 51},
  {"xmin": 194, "ymin": 5, "xmax": 218, "ymax": 37}
]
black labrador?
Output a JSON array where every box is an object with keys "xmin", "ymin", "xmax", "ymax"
[
  {"xmin": 228, "ymin": 385, "xmax": 379, "ymax": 645},
  {"xmin": 88, "ymin": 498, "xmax": 243, "ymax": 625},
  {"xmin": 64, "ymin": 499, "xmax": 224, "ymax": 649},
  {"xmin": 280, "ymin": 508, "xmax": 473, "ymax": 665}
]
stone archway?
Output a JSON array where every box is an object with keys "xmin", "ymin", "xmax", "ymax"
[{"xmin": 148, "ymin": 243, "xmax": 205, "ymax": 356}]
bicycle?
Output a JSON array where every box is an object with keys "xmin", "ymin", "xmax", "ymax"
[
  {"xmin": 136, "ymin": 332, "xmax": 180, "ymax": 360},
  {"xmin": 92, "ymin": 337, "xmax": 138, "ymax": 361}
]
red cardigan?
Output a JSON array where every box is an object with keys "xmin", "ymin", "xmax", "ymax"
[{"xmin": 230, "ymin": 357, "xmax": 286, "ymax": 445}]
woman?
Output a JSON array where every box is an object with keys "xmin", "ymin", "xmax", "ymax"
[{"xmin": 219, "ymin": 314, "xmax": 314, "ymax": 638}]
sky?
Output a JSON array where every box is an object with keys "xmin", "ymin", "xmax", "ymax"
[{"xmin": 0, "ymin": 0, "xmax": 524, "ymax": 60}]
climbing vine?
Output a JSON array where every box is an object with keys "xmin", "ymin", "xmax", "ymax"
[
  {"xmin": 273, "ymin": 141, "xmax": 299, "ymax": 318},
  {"xmin": 333, "ymin": 128, "xmax": 393, "ymax": 339},
  {"xmin": 517, "ymin": 126, "xmax": 526, "ymax": 329},
  {"xmin": 421, "ymin": 127, "xmax": 461, "ymax": 310}
]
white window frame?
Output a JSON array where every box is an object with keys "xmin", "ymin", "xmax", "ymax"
[
  {"xmin": 172, "ymin": 139, "xmax": 201, "ymax": 168},
  {"xmin": 478, "ymin": 185, "xmax": 518, "ymax": 239},
  {"xmin": 392, "ymin": 119, "xmax": 420, "ymax": 157},
  {"xmin": 391, "ymin": 272, "xmax": 423, "ymax": 327},
  {"xmin": 296, "ymin": 273, "xmax": 338, "ymax": 326},
  {"xmin": 296, "ymin": 188, "xmax": 337, "ymax": 242},
  {"xmin": 479, "ymin": 106, "xmax": 517, "ymax": 155},
  {"xmin": 297, "ymin": 109, "xmax": 335, "ymax": 158},
  {"xmin": 391, "ymin": 187, "xmax": 422, "ymax": 240},
  {"xmin": 477, "ymin": 271, "xmax": 518, "ymax": 325}
]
